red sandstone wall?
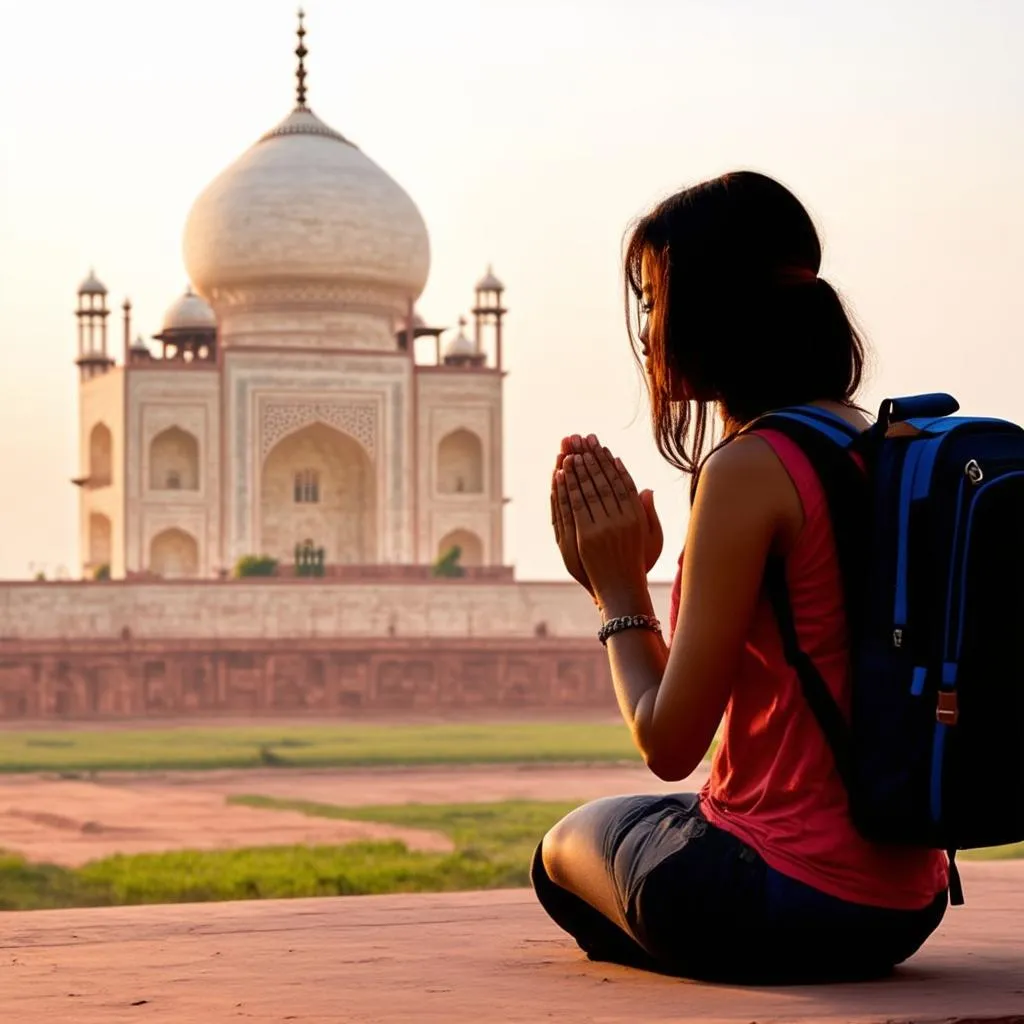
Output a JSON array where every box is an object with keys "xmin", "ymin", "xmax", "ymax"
[
  {"xmin": 0, "ymin": 637, "xmax": 615, "ymax": 721},
  {"xmin": 0, "ymin": 578, "xmax": 676, "ymax": 721}
]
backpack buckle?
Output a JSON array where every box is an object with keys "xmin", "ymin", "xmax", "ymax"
[{"xmin": 936, "ymin": 691, "xmax": 959, "ymax": 726}]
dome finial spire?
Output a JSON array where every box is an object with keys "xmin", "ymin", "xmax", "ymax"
[{"xmin": 295, "ymin": 8, "xmax": 308, "ymax": 109}]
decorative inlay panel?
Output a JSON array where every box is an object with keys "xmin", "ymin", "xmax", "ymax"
[{"xmin": 261, "ymin": 402, "xmax": 377, "ymax": 459}]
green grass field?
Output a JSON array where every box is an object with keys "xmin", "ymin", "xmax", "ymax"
[
  {"xmin": 0, "ymin": 798, "xmax": 577, "ymax": 911},
  {"xmin": 0, "ymin": 722, "xmax": 641, "ymax": 774},
  {"xmin": 961, "ymin": 842, "xmax": 1024, "ymax": 861},
  {"xmin": 227, "ymin": 796, "xmax": 1024, "ymax": 865},
  {"xmin": 0, "ymin": 794, "xmax": 1019, "ymax": 911}
]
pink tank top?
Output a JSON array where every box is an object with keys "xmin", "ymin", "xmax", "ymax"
[{"xmin": 669, "ymin": 429, "xmax": 948, "ymax": 910}]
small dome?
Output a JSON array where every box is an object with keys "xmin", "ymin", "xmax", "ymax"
[
  {"xmin": 78, "ymin": 269, "xmax": 107, "ymax": 295},
  {"xmin": 443, "ymin": 318, "xmax": 476, "ymax": 359},
  {"xmin": 476, "ymin": 265, "xmax": 504, "ymax": 292},
  {"xmin": 161, "ymin": 287, "xmax": 217, "ymax": 333},
  {"xmin": 130, "ymin": 334, "xmax": 150, "ymax": 353}
]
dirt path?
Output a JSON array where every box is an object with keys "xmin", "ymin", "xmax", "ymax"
[
  {"xmin": 0, "ymin": 763, "xmax": 704, "ymax": 866},
  {"xmin": 0, "ymin": 779, "xmax": 453, "ymax": 866}
]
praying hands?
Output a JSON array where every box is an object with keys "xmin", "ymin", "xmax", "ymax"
[{"xmin": 550, "ymin": 434, "xmax": 663, "ymax": 608}]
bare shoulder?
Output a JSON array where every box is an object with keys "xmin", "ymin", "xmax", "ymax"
[
  {"xmin": 698, "ymin": 433, "xmax": 791, "ymax": 496},
  {"xmin": 695, "ymin": 433, "xmax": 801, "ymax": 535}
]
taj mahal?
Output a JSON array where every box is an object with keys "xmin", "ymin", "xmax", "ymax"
[
  {"xmin": 0, "ymin": 13, "xmax": 670, "ymax": 721},
  {"xmin": 75, "ymin": 12, "xmax": 506, "ymax": 582}
]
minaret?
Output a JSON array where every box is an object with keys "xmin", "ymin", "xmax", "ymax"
[
  {"xmin": 75, "ymin": 270, "xmax": 115, "ymax": 380},
  {"xmin": 472, "ymin": 266, "xmax": 506, "ymax": 370}
]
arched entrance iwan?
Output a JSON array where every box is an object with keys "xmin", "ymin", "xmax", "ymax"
[{"xmin": 260, "ymin": 422, "xmax": 376, "ymax": 565}]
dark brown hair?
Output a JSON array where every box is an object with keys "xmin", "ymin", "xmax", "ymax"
[{"xmin": 625, "ymin": 170, "xmax": 867, "ymax": 484}]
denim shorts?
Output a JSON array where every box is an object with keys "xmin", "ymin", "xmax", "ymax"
[{"xmin": 533, "ymin": 792, "xmax": 947, "ymax": 984}]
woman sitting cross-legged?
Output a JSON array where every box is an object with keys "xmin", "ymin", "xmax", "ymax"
[{"xmin": 533, "ymin": 170, "xmax": 949, "ymax": 985}]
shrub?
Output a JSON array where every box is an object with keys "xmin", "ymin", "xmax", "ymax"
[
  {"xmin": 233, "ymin": 555, "xmax": 279, "ymax": 578},
  {"xmin": 431, "ymin": 545, "xmax": 465, "ymax": 578}
]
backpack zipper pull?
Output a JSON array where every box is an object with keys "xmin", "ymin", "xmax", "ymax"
[{"xmin": 965, "ymin": 459, "xmax": 984, "ymax": 485}]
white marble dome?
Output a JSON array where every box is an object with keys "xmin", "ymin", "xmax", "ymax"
[
  {"xmin": 182, "ymin": 105, "xmax": 431, "ymax": 314},
  {"xmin": 161, "ymin": 287, "xmax": 216, "ymax": 332}
]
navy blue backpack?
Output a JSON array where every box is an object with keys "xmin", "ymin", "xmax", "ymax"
[{"xmin": 752, "ymin": 393, "xmax": 1024, "ymax": 906}]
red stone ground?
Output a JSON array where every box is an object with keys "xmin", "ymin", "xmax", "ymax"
[{"xmin": 1, "ymin": 861, "xmax": 1021, "ymax": 1024}]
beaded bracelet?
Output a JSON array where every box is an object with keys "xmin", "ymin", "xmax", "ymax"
[{"xmin": 597, "ymin": 614, "xmax": 662, "ymax": 646}]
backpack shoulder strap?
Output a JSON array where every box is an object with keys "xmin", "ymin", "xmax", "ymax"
[
  {"xmin": 764, "ymin": 556, "xmax": 855, "ymax": 794},
  {"xmin": 749, "ymin": 408, "xmax": 873, "ymax": 629},
  {"xmin": 746, "ymin": 408, "xmax": 874, "ymax": 797}
]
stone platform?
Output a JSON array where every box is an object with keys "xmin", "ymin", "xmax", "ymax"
[{"xmin": 1, "ymin": 862, "xmax": 1021, "ymax": 1024}]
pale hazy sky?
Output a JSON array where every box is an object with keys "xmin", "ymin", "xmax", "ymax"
[{"xmin": 0, "ymin": 0, "xmax": 1022, "ymax": 582}]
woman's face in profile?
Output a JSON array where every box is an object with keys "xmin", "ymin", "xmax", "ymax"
[
  {"xmin": 639, "ymin": 249, "xmax": 656, "ymax": 377},
  {"xmin": 639, "ymin": 248, "xmax": 687, "ymax": 402}
]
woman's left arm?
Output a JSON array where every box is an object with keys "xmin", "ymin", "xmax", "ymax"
[{"xmin": 562, "ymin": 436, "xmax": 792, "ymax": 781}]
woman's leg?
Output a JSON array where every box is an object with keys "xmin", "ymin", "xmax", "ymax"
[
  {"xmin": 530, "ymin": 843, "xmax": 660, "ymax": 969},
  {"xmin": 532, "ymin": 793, "xmax": 702, "ymax": 970},
  {"xmin": 541, "ymin": 795, "xmax": 653, "ymax": 930}
]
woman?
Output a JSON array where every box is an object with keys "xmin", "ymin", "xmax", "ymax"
[{"xmin": 534, "ymin": 171, "xmax": 949, "ymax": 984}]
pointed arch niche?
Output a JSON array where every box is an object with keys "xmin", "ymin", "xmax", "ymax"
[
  {"xmin": 150, "ymin": 427, "xmax": 200, "ymax": 491},
  {"xmin": 149, "ymin": 527, "xmax": 199, "ymax": 578},
  {"xmin": 89, "ymin": 423, "xmax": 113, "ymax": 487},
  {"xmin": 437, "ymin": 428, "xmax": 484, "ymax": 494}
]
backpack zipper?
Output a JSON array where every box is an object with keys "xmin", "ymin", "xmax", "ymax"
[
  {"xmin": 909, "ymin": 463, "xmax": 966, "ymax": 695},
  {"xmin": 910, "ymin": 456, "xmax": 989, "ymax": 694},
  {"xmin": 892, "ymin": 442, "xmax": 930, "ymax": 647},
  {"xmin": 891, "ymin": 427, "xmax": 974, "ymax": 650}
]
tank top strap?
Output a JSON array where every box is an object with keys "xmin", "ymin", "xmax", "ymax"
[
  {"xmin": 668, "ymin": 427, "xmax": 837, "ymax": 642},
  {"xmin": 751, "ymin": 428, "xmax": 828, "ymax": 523}
]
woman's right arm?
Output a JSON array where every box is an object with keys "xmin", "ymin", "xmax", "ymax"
[{"xmin": 618, "ymin": 434, "xmax": 799, "ymax": 780}]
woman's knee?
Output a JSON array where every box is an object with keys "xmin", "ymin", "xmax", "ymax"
[
  {"xmin": 540, "ymin": 813, "xmax": 574, "ymax": 889},
  {"xmin": 540, "ymin": 796, "xmax": 623, "ymax": 890}
]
